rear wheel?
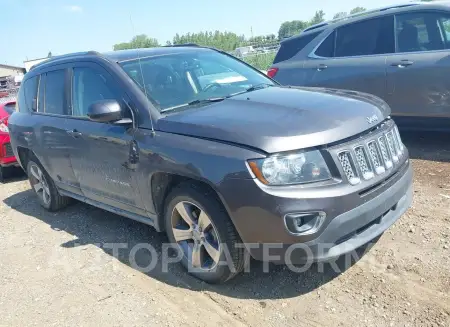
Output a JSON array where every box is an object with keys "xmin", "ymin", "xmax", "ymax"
[
  {"xmin": 0, "ymin": 166, "xmax": 7, "ymax": 182},
  {"xmin": 26, "ymin": 159, "xmax": 71, "ymax": 211},
  {"xmin": 164, "ymin": 183, "xmax": 245, "ymax": 284}
]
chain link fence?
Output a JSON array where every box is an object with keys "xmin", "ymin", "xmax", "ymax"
[
  {"xmin": 173, "ymin": 37, "xmax": 279, "ymax": 72},
  {"xmin": 227, "ymin": 42, "xmax": 279, "ymax": 72}
]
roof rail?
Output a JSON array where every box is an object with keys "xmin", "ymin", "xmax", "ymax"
[
  {"xmin": 164, "ymin": 43, "xmax": 199, "ymax": 47},
  {"xmin": 303, "ymin": 2, "xmax": 421, "ymax": 32},
  {"xmin": 303, "ymin": 23, "xmax": 328, "ymax": 33},
  {"xmin": 29, "ymin": 51, "xmax": 101, "ymax": 71}
]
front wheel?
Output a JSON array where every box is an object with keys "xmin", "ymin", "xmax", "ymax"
[
  {"xmin": 164, "ymin": 183, "xmax": 245, "ymax": 283},
  {"xmin": 27, "ymin": 159, "xmax": 71, "ymax": 211}
]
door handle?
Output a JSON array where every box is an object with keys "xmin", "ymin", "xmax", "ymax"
[
  {"xmin": 66, "ymin": 129, "xmax": 82, "ymax": 138},
  {"xmin": 316, "ymin": 64, "xmax": 328, "ymax": 71},
  {"xmin": 391, "ymin": 60, "xmax": 413, "ymax": 68}
]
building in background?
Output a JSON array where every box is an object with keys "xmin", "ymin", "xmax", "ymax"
[
  {"xmin": 0, "ymin": 64, "xmax": 25, "ymax": 102},
  {"xmin": 0, "ymin": 64, "xmax": 25, "ymax": 78},
  {"xmin": 23, "ymin": 57, "xmax": 49, "ymax": 72}
]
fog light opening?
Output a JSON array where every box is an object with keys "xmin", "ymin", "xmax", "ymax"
[{"xmin": 284, "ymin": 211, "xmax": 326, "ymax": 235}]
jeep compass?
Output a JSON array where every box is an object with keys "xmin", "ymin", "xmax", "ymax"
[{"xmin": 8, "ymin": 46, "xmax": 413, "ymax": 283}]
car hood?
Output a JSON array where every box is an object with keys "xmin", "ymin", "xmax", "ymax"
[{"xmin": 156, "ymin": 86, "xmax": 391, "ymax": 153}]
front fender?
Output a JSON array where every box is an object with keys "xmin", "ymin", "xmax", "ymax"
[{"xmin": 134, "ymin": 129, "xmax": 264, "ymax": 215}]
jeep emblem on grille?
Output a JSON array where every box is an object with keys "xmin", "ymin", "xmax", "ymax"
[{"xmin": 366, "ymin": 114, "xmax": 379, "ymax": 124}]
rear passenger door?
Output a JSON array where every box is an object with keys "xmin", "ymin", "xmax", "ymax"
[
  {"xmin": 35, "ymin": 68, "xmax": 81, "ymax": 195},
  {"xmin": 66, "ymin": 62, "xmax": 146, "ymax": 216},
  {"xmin": 385, "ymin": 11, "xmax": 450, "ymax": 127},
  {"xmin": 309, "ymin": 15, "xmax": 395, "ymax": 100},
  {"xmin": 271, "ymin": 31, "xmax": 321, "ymax": 85}
]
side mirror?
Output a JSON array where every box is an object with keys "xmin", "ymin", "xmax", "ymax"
[{"xmin": 87, "ymin": 99, "xmax": 123, "ymax": 123}]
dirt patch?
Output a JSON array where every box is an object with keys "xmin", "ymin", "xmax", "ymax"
[{"xmin": 0, "ymin": 133, "xmax": 449, "ymax": 327}]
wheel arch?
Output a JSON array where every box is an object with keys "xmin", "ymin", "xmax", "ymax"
[
  {"xmin": 16, "ymin": 146, "xmax": 33, "ymax": 171},
  {"xmin": 150, "ymin": 172, "xmax": 233, "ymax": 233}
]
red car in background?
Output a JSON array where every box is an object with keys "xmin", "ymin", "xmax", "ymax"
[{"xmin": 0, "ymin": 101, "xmax": 20, "ymax": 181}]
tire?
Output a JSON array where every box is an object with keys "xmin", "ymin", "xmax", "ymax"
[
  {"xmin": 26, "ymin": 159, "xmax": 71, "ymax": 211},
  {"xmin": 0, "ymin": 166, "xmax": 6, "ymax": 182},
  {"xmin": 164, "ymin": 182, "xmax": 245, "ymax": 284}
]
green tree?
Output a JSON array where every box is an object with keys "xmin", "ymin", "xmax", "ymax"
[
  {"xmin": 350, "ymin": 7, "xmax": 366, "ymax": 15},
  {"xmin": 278, "ymin": 20, "xmax": 308, "ymax": 39},
  {"xmin": 113, "ymin": 34, "xmax": 159, "ymax": 50},
  {"xmin": 333, "ymin": 12, "xmax": 347, "ymax": 20},
  {"xmin": 310, "ymin": 10, "xmax": 326, "ymax": 25},
  {"xmin": 171, "ymin": 30, "xmax": 241, "ymax": 51}
]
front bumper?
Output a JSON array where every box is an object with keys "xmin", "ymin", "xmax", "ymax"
[{"xmin": 219, "ymin": 159, "xmax": 413, "ymax": 263}]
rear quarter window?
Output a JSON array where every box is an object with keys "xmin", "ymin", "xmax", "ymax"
[
  {"xmin": 274, "ymin": 31, "xmax": 321, "ymax": 63},
  {"xmin": 17, "ymin": 76, "xmax": 38, "ymax": 112},
  {"xmin": 315, "ymin": 31, "xmax": 336, "ymax": 57}
]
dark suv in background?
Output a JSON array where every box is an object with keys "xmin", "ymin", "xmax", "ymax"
[
  {"xmin": 269, "ymin": 2, "xmax": 450, "ymax": 131},
  {"xmin": 9, "ymin": 46, "xmax": 412, "ymax": 283}
]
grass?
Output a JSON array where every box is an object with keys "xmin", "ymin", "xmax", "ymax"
[{"xmin": 240, "ymin": 52, "xmax": 276, "ymax": 71}]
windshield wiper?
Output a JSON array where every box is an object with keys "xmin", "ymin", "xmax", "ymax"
[
  {"xmin": 160, "ymin": 97, "xmax": 226, "ymax": 113},
  {"xmin": 245, "ymin": 83, "xmax": 274, "ymax": 92},
  {"xmin": 223, "ymin": 83, "xmax": 275, "ymax": 99},
  {"xmin": 186, "ymin": 97, "xmax": 226, "ymax": 106}
]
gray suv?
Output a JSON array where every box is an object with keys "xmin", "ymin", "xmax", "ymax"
[
  {"xmin": 269, "ymin": 2, "xmax": 450, "ymax": 131},
  {"xmin": 9, "ymin": 46, "xmax": 412, "ymax": 283}
]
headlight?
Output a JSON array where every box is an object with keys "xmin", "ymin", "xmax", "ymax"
[
  {"xmin": 248, "ymin": 150, "xmax": 332, "ymax": 185},
  {"xmin": 0, "ymin": 123, "xmax": 8, "ymax": 133}
]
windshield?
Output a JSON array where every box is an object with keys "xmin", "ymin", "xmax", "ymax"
[{"xmin": 119, "ymin": 49, "xmax": 274, "ymax": 111}]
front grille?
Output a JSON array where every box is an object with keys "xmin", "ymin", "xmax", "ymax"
[
  {"xmin": 338, "ymin": 151, "xmax": 360, "ymax": 185},
  {"xmin": 367, "ymin": 141, "xmax": 385, "ymax": 175},
  {"xmin": 3, "ymin": 143, "xmax": 13, "ymax": 157},
  {"xmin": 354, "ymin": 146, "xmax": 374, "ymax": 180},
  {"xmin": 335, "ymin": 122, "xmax": 405, "ymax": 185},
  {"xmin": 385, "ymin": 131, "xmax": 398, "ymax": 163}
]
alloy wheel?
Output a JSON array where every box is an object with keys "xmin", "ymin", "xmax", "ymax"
[
  {"xmin": 29, "ymin": 164, "xmax": 51, "ymax": 205},
  {"xmin": 171, "ymin": 201, "xmax": 221, "ymax": 270}
]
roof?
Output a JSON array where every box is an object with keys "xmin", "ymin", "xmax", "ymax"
[
  {"xmin": 102, "ymin": 46, "xmax": 211, "ymax": 63},
  {"xmin": 0, "ymin": 64, "xmax": 25, "ymax": 71},
  {"xmin": 28, "ymin": 46, "xmax": 214, "ymax": 72}
]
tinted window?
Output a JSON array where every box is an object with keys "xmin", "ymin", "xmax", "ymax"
[
  {"xmin": 18, "ymin": 76, "xmax": 38, "ymax": 112},
  {"xmin": 44, "ymin": 70, "xmax": 67, "ymax": 115},
  {"xmin": 315, "ymin": 31, "xmax": 336, "ymax": 57},
  {"xmin": 335, "ymin": 16, "xmax": 395, "ymax": 57},
  {"xmin": 72, "ymin": 67, "xmax": 117, "ymax": 117},
  {"xmin": 274, "ymin": 31, "xmax": 321, "ymax": 63},
  {"xmin": 396, "ymin": 12, "xmax": 449, "ymax": 53}
]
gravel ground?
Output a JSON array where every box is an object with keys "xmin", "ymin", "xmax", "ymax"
[{"xmin": 0, "ymin": 131, "xmax": 449, "ymax": 327}]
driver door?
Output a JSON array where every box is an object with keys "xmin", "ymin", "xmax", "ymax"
[{"xmin": 67, "ymin": 62, "xmax": 146, "ymax": 216}]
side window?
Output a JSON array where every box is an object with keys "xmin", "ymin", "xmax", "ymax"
[
  {"xmin": 18, "ymin": 76, "xmax": 38, "ymax": 112},
  {"xmin": 273, "ymin": 31, "xmax": 320, "ymax": 63},
  {"xmin": 315, "ymin": 31, "xmax": 336, "ymax": 57},
  {"xmin": 396, "ymin": 12, "xmax": 448, "ymax": 53},
  {"xmin": 72, "ymin": 67, "xmax": 117, "ymax": 117},
  {"xmin": 335, "ymin": 16, "xmax": 395, "ymax": 57},
  {"xmin": 44, "ymin": 70, "xmax": 67, "ymax": 115}
]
